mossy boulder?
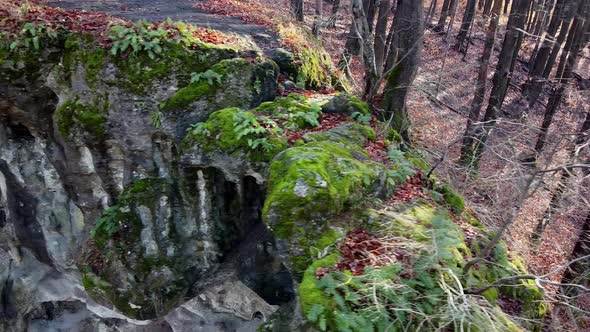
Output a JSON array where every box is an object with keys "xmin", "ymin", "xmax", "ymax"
[
  {"xmin": 276, "ymin": 23, "xmax": 340, "ymax": 89},
  {"xmin": 262, "ymin": 139, "xmax": 386, "ymax": 275},
  {"xmin": 183, "ymin": 107, "xmax": 288, "ymax": 161},
  {"xmin": 270, "ymin": 48, "xmax": 298, "ymax": 76},
  {"xmin": 304, "ymin": 122, "xmax": 376, "ymax": 147},
  {"xmin": 434, "ymin": 183, "xmax": 465, "ymax": 213},
  {"xmin": 320, "ymin": 93, "xmax": 371, "ymax": 116},
  {"xmin": 160, "ymin": 57, "xmax": 277, "ymax": 112}
]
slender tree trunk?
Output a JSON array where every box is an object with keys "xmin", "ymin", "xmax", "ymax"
[
  {"xmin": 383, "ymin": 0, "xmax": 424, "ymax": 143},
  {"xmin": 456, "ymin": 0, "xmax": 478, "ymax": 52},
  {"xmin": 560, "ymin": 210, "xmax": 590, "ymax": 290},
  {"xmin": 312, "ymin": 0, "xmax": 323, "ymax": 37},
  {"xmin": 528, "ymin": 0, "xmax": 554, "ymax": 65},
  {"xmin": 349, "ymin": 0, "xmax": 378, "ymax": 99},
  {"xmin": 532, "ymin": 110, "xmax": 590, "ymax": 242},
  {"xmin": 435, "ymin": 0, "xmax": 454, "ymax": 32},
  {"xmin": 504, "ymin": 0, "xmax": 512, "ymax": 14},
  {"xmin": 425, "ymin": 0, "xmax": 439, "ymax": 26},
  {"xmin": 364, "ymin": 0, "xmax": 378, "ymax": 32},
  {"xmin": 522, "ymin": 0, "xmax": 571, "ymax": 103},
  {"xmin": 470, "ymin": 0, "xmax": 531, "ymax": 170},
  {"xmin": 460, "ymin": 0, "xmax": 503, "ymax": 165},
  {"xmin": 483, "ymin": 0, "xmax": 494, "ymax": 16},
  {"xmin": 292, "ymin": 0, "xmax": 304, "ymax": 21},
  {"xmin": 374, "ymin": 0, "xmax": 392, "ymax": 74},
  {"xmin": 533, "ymin": 4, "xmax": 590, "ymax": 156},
  {"xmin": 328, "ymin": 0, "xmax": 341, "ymax": 28}
]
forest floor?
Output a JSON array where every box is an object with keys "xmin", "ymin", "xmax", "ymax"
[{"xmin": 44, "ymin": 0, "xmax": 280, "ymax": 52}]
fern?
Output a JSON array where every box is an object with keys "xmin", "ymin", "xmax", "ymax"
[
  {"xmin": 284, "ymin": 102, "xmax": 322, "ymax": 129},
  {"xmin": 109, "ymin": 21, "xmax": 168, "ymax": 59},
  {"xmin": 351, "ymin": 111, "xmax": 371, "ymax": 125},
  {"xmin": 232, "ymin": 112, "xmax": 274, "ymax": 152},
  {"xmin": 10, "ymin": 22, "xmax": 57, "ymax": 51},
  {"xmin": 149, "ymin": 111, "xmax": 163, "ymax": 128},
  {"xmin": 386, "ymin": 149, "xmax": 416, "ymax": 187},
  {"xmin": 187, "ymin": 122, "xmax": 209, "ymax": 137},
  {"xmin": 190, "ymin": 70, "xmax": 223, "ymax": 85}
]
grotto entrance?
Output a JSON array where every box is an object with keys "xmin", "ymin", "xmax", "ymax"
[{"xmin": 184, "ymin": 168, "xmax": 295, "ymax": 307}]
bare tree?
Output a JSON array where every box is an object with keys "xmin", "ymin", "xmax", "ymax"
[
  {"xmin": 460, "ymin": 0, "xmax": 503, "ymax": 166},
  {"xmin": 383, "ymin": 0, "xmax": 424, "ymax": 143},
  {"xmin": 469, "ymin": 0, "xmax": 531, "ymax": 170},
  {"xmin": 312, "ymin": 0, "xmax": 323, "ymax": 37},
  {"xmin": 291, "ymin": 0, "xmax": 304, "ymax": 21},
  {"xmin": 374, "ymin": 0, "xmax": 392, "ymax": 74}
]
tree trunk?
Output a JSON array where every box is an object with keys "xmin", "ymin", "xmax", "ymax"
[
  {"xmin": 470, "ymin": 0, "xmax": 531, "ymax": 170},
  {"xmin": 531, "ymin": 110, "xmax": 590, "ymax": 243},
  {"xmin": 456, "ymin": 0, "xmax": 478, "ymax": 53},
  {"xmin": 460, "ymin": 0, "xmax": 503, "ymax": 166},
  {"xmin": 483, "ymin": 0, "xmax": 494, "ymax": 16},
  {"xmin": 435, "ymin": 0, "xmax": 454, "ymax": 32},
  {"xmin": 375, "ymin": 0, "xmax": 392, "ymax": 74},
  {"xmin": 328, "ymin": 0, "xmax": 341, "ymax": 28},
  {"xmin": 527, "ymin": 0, "xmax": 554, "ymax": 65},
  {"xmin": 533, "ymin": 4, "xmax": 590, "ymax": 156},
  {"xmin": 522, "ymin": 0, "xmax": 571, "ymax": 103},
  {"xmin": 312, "ymin": 0, "xmax": 323, "ymax": 37},
  {"xmin": 383, "ymin": 0, "xmax": 425, "ymax": 143},
  {"xmin": 292, "ymin": 0, "xmax": 304, "ymax": 21},
  {"xmin": 504, "ymin": 0, "xmax": 512, "ymax": 14},
  {"xmin": 349, "ymin": 0, "xmax": 379, "ymax": 98},
  {"xmin": 560, "ymin": 210, "xmax": 590, "ymax": 291},
  {"xmin": 425, "ymin": 0, "xmax": 439, "ymax": 26}
]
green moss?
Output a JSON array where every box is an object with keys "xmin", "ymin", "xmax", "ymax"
[
  {"xmin": 113, "ymin": 42, "xmax": 238, "ymax": 94},
  {"xmin": 309, "ymin": 228, "xmax": 341, "ymax": 259},
  {"xmin": 435, "ymin": 184, "xmax": 465, "ymax": 213},
  {"xmin": 82, "ymin": 48, "xmax": 106, "ymax": 87},
  {"xmin": 55, "ymin": 97, "xmax": 107, "ymax": 139},
  {"xmin": 404, "ymin": 150, "xmax": 430, "ymax": 171},
  {"xmin": 183, "ymin": 107, "xmax": 288, "ymax": 161},
  {"xmin": 255, "ymin": 93, "xmax": 311, "ymax": 114},
  {"xmin": 299, "ymin": 253, "xmax": 340, "ymax": 314},
  {"xmin": 303, "ymin": 123, "xmax": 375, "ymax": 152},
  {"xmin": 161, "ymin": 79, "xmax": 214, "ymax": 111},
  {"xmin": 160, "ymin": 58, "xmax": 253, "ymax": 111},
  {"xmin": 263, "ymin": 140, "xmax": 384, "ymax": 274},
  {"xmin": 348, "ymin": 95, "xmax": 370, "ymax": 115}
]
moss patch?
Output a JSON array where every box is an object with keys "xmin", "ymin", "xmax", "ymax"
[
  {"xmin": 183, "ymin": 107, "xmax": 288, "ymax": 161},
  {"xmin": 55, "ymin": 96, "xmax": 108, "ymax": 139},
  {"xmin": 160, "ymin": 57, "xmax": 253, "ymax": 111},
  {"xmin": 263, "ymin": 140, "xmax": 384, "ymax": 274}
]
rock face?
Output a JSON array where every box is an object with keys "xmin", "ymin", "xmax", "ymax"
[{"xmin": 0, "ymin": 32, "xmax": 292, "ymax": 331}]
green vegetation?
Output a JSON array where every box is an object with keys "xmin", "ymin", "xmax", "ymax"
[
  {"xmin": 184, "ymin": 107, "xmax": 287, "ymax": 161},
  {"xmin": 54, "ymin": 96, "xmax": 108, "ymax": 139},
  {"xmin": 300, "ymin": 205, "xmax": 545, "ymax": 331},
  {"xmin": 109, "ymin": 21, "xmax": 168, "ymax": 59},
  {"xmin": 435, "ymin": 183, "xmax": 465, "ymax": 213},
  {"xmin": 277, "ymin": 23, "xmax": 338, "ymax": 89},
  {"xmin": 160, "ymin": 58, "xmax": 252, "ymax": 111},
  {"xmin": 262, "ymin": 139, "xmax": 384, "ymax": 274},
  {"xmin": 9, "ymin": 22, "xmax": 57, "ymax": 51}
]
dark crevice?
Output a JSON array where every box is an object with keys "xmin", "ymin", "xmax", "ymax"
[{"xmin": 0, "ymin": 160, "xmax": 53, "ymax": 267}]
